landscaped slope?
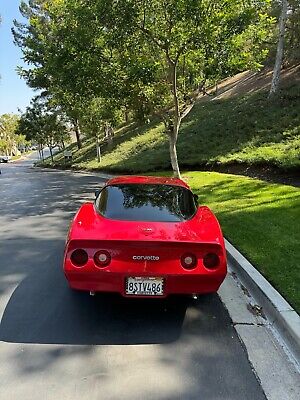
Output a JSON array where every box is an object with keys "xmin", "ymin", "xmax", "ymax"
[{"xmin": 47, "ymin": 80, "xmax": 300, "ymax": 173}]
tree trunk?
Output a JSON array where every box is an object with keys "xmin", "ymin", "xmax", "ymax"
[
  {"xmin": 96, "ymin": 135, "xmax": 101, "ymax": 163},
  {"xmin": 269, "ymin": 0, "xmax": 288, "ymax": 99},
  {"xmin": 124, "ymin": 108, "xmax": 129, "ymax": 123},
  {"xmin": 107, "ymin": 124, "xmax": 114, "ymax": 149},
  {"xmin": 74, "ymin": 119, "xmax": 82, "ymax": 149},
  {"xmin": 169, "ymin": 133, "xmax": 181, "ymax": 178},
  {"xmin": 49, "ymin": 145, "xmax": 54, "ymax": 162},
  {"xmin": 215, "ymin": 81, "xmax": 219, "ymax": 95},
  {"xmin": 168, "ymin": 59, "xmax": 181, "ymax": 179}
]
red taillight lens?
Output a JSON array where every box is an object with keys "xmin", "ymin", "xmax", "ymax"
[
  {"xmin": 181, "ymin": 253, "xmax": 197, "ymax": 270},
  {"xmin": 203, "ymin": 253, "xmax": 220, "ymax": 269},
  {"xmin": 70, "ymin": 249, "xmax": 88, "ymax": 267},
  {"xmin": 94, "ymin": 250, "xmax": 111, "ymax": 268}
]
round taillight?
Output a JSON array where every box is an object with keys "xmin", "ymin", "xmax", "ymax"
[
  {"xmin": 181, "ymin": 253, "xmax": 197, "ymax": 270},
  {"xmin": 94, "ymin": 250, "xmax": 111, "ymax": 268},
  {"xmin": 71, "ymin": 249, "xmax": 88, "ymax": 267},
  {"xmin": 203, "ymin": 253, "xmax": 220, "ymax": 269}
]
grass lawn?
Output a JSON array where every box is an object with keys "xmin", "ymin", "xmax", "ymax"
[
  {"xmin": 182, "ymin": 171, "xmax": 300, "ymax": 312},
  {"xmin": 44, "ymin": 83, "xmax": 300, "ymax": 173},
  {"xmin": 11, "ymin": 151, "xmax": 33, "ymax": 161}
]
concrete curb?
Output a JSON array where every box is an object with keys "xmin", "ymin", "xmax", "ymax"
[{"xmin": 225, "ymin": 239, "xmax": 300, "ymax": 364}]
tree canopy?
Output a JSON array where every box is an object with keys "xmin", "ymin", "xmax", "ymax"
[{"xmin": 14, "ymin": 0, "xmax": 288, "ymax": 176}]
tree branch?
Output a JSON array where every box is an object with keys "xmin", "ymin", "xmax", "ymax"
[
  {"xmin": 139, "ymin": 25, "xmax": 166, "ymax": 50},
  {"xmin": 180, "ymin": 82, "xmax": 206, "ymax": 120}
]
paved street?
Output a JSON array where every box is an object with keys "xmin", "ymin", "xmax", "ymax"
[{"xmin": 0, "ymin": 155, "xmax": 267, "ymax": 400}]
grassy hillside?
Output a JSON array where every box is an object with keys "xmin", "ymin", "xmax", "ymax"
[{"xmin": 46, "ymin": 82, "xmax": 300, "ymax": 173}]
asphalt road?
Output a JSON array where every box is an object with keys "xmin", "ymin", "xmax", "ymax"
[{"xmin": 0, "ymin": 154, "xmax": 267, "ymax": 400}]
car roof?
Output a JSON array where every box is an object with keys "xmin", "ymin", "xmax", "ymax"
[{"xmin": 106, "ymin": 175, "xmax": 190, "ymax": 189}]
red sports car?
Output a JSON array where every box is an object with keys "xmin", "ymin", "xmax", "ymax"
[{"xmin": 63, "ymin": 175, "xmax": 227, "ymax": 297}]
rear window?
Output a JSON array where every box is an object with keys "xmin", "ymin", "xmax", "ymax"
[{"xmin": 95, "ymin": 184, "xmax": 197, "ymax": 222}]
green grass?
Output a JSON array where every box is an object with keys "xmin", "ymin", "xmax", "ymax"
[
  {"xmin": 44, "ymin": 83, "xmax": 300, "ymax": 173},
  {"xmin": 184, "ymin": 171, "xmax": 300, "ymax": 312}
]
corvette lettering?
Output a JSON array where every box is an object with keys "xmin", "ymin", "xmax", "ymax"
[{"xmin": 132, "ymin": 255, "xmax": 160, "ymax": 261}]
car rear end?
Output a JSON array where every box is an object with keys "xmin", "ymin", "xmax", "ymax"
[
  {"xmin": 64, "ymin": 238, "xmax": 226, "ymax": 297},
  {"xmin": 64, "ymin": 178, "xmax": 227, "ymax": 297}
]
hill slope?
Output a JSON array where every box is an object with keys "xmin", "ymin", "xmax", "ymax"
[{"xmin": 47, "ymin": 66, "xmax": 300, "ymax": 175}]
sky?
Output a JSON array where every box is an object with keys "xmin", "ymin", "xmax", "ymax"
[{"xmin": 0, "ymin": 0, "xmax": 35, "ymax": 115}]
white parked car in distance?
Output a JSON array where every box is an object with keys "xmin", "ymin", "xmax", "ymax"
[{"xmin": 0, "ymin": 155, "xmax": 11, "ymax": 163}]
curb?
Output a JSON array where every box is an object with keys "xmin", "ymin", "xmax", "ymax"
[{"xmin": 225, "ymin": 239, "xmax": 300, "ymax": 364}]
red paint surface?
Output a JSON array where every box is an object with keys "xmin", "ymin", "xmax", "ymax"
[
  {"xmin": 106, "ymin": 175, "xmax": 190, "ymax": 189},
  {"xmin": 64, "ymin": 176, "xmax": 227, "ymax": 297}
]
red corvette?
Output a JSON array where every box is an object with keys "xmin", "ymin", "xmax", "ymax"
[{"xmin": 63, "ymin": 175, "xmax": 227, "ymax": 297}]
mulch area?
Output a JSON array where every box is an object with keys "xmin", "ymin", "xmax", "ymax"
[{"xmin": 198, "ymin": 163, "xmax": 300, "ymax": 188}]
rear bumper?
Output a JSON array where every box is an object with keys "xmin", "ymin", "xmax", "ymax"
[{"xmin": 65, "ymin": 270, "xmax": 226, "ymax": 297}]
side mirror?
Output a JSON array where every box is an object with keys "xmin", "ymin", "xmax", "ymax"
[
  {"xmin": 95, "ymin": 189, "xmax": 100, "ymax": 199},
  {"xmin": 193, "ymin": 194, "xmax": 199, "ymax": 203}
]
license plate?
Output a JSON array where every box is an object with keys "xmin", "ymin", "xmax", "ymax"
[{"xmin": 126, "ymin": 277, "xmax": 164, "ymax": 296}]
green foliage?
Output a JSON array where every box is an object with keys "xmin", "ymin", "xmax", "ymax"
[
  {"xmin": 17, "ymin": 98, "xmax": 70, "ymax": 151},
  {"xmin": 13, "ymin": 0, "xmax": 275, "ymax": 175},
  {"xmin": 45, "ymin": 82, "xmax": 300, "ymax": 172},
  {"xmin": 0, "ymin": 114, "xmax": 22, "ymax": 155},
  {"xmin": 81, "ymin": 97, "xmax": 123, "ymax": 139},
  {"xmin": 286, "ymin": 0, "xmax": 300, "ymax": 61},
  {"xmin": 186, "ymin": 171, "xmax": 300, "ymax": 312},
  {"xmin": 269, "ymin": 0, "xmax": 300, "ymax": 63}
]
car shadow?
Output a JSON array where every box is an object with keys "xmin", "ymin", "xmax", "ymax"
[{"xmin": 0, "ymin": 255, "xmax": 190, "ymax": 345}]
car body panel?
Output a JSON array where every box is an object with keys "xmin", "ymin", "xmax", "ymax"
[
  {"xmin": 105, "ymin": 175, "xmax": 190, "ymax": 189},
  {"xmin": 63, "ymin": 176, "xmax": 227, "ymax": 297}
]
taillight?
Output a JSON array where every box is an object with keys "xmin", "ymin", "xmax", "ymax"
[
  {"xmin": 70, "ymin": 249, "xmax": 88, "ymax": 267},
  {"xmin": 203, "ymin": 253, "xmax": 220, "ymax": 269},
  {"xmin": 94, "ymin": 250, "xmax": 111, "ymax": 268},
  {"xmin": 181, "ymin": 253, "xmax": 197, "ymax": 270}
]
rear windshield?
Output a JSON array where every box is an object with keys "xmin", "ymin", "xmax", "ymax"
[{"xmin": 95, "ymin": 184, "xmax": 197, "ymax": 222}]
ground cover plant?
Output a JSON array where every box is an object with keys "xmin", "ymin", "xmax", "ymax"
[
  {"xmin": 185, "ymin": 171, "xmax": 300, "ymax": 313},
  {"xmin": 44, "ymin": 83, "xmax": 300, "ymax": 173}
]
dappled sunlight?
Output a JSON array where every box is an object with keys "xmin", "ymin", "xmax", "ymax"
[{"xmin": 39, "ymin": 80, "xmax": 300, "ymax": 174}]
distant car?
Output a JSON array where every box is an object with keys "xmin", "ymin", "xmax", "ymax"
[
  {"xmin": 63, "ymin": 176, "xmax": 227, "ymax": 297},
  {"xmin": 0, "ymin": 155, "xmax": 11, "ymax": 163}
]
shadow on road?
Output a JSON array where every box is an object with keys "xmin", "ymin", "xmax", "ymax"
[
  {"xmin": 0, "ymin": 165, "xmax": 269, "ymax": 400},
  {"xmin": 0, "ymin": 237, "xmax": 191, "ymax": 345}
]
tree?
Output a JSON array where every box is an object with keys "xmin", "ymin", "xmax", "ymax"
[
  {"xmin": 286, "ymin": 0, "xmax": 300, "ymax": 61},
  {"xmin": 0, "ymin": 114, "xmax": 20, "ymax": 156},
  {"xmin": 80, "ymin": 97, "xmax": 122, "ymax": 162},
  {"xmin": 13, "ymin": 0, "xmax": 84, "ymax": 150},
  {"xmin": 107, "ymin": 0, "xmax": 273, "ymax": 177},
  {"xmin": 269, "ymin": 0, "xmax": 289, "ymax": 98},
  {"xmin": 18, "ymin": 98, "xmax": 70, "ymax": 162},
  {"xmin": 14, "ymin": 0, "xmax": 273, "ymax": 176}
]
